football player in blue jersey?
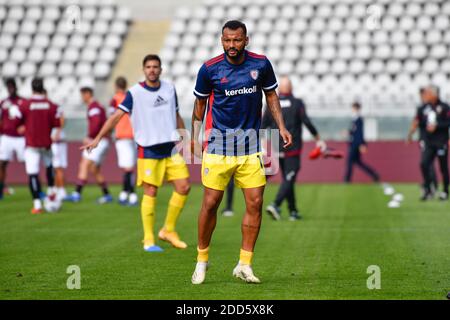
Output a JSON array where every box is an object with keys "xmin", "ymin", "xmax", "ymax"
[{"xmin": 190, "ymin": 20, "xmax": 292, "ymax": 284}]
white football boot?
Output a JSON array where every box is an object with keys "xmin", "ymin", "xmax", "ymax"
[
  {"xmin": 232, "ymin": 263, "xmax": 261, "ymax": 284},
  {"xmin": 191, "ymin": 262, "xmax": 209, "ymax": 285}
]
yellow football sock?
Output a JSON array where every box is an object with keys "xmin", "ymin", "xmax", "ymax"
[
  {"xmin": 164, "ymin": 192, "xmax": 187, "ymax": 232},
  {"xmin": 239, "ymin": 249, "xmax": 253, "ymax": 265},
  {"xmin": 197, "ymin": 246, "xmax": 209, "ymax": 263},
  {"xmin": 141, "ymin": 195, "xmax": 156, "ymax": 245}
]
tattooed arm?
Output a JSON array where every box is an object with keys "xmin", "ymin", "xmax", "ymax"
[
  {"xmin": 191, "ymin": 98, "xmax": 207, "ymax": 158},
  {"xmin": 264, "ymin": 90, "xmax": 292, "ymax": 148}
]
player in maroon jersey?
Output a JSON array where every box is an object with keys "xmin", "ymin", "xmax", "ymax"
[
  {"xmin": 21, "ymin": 78, "xmax": 61, "ymax": 214},
  {"xmin": 0, "ymin": 78, "xmax": 26, "ymax": 200},
  {"xmin": 67, "ymin": 87, "xmax": 112, "ymax": 204}
]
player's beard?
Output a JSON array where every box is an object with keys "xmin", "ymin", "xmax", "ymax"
[{"xmin": 224, "ymin": 47, "xmax": 244, "ymax": 62}]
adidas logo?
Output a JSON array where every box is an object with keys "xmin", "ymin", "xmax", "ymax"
[{"xmin": 154, "ymin": 95, "xmax": 167, "ymax": 107}]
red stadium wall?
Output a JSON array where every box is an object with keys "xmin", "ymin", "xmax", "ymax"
[{"xmin": 6, "ymin": 141, "xmax": 424, "ymax": 185}]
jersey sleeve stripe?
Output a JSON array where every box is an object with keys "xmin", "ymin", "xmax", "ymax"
[
  {"xmin": 194, "ymin": 89, "xmax": 211, "ymax": 97},
  {"xmin": 263, "ymin": 82, "xmax": 278, "ymax": 91},
  {"xmin": 118, "ymin": 104, "xmax": 130, "ymax": 113}
]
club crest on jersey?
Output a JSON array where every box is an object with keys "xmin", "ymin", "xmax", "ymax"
[{"xmin": 250, "ymin": 70, "xmax": 259, "ymax": 80}]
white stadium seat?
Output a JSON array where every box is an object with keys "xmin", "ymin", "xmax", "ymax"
[
  {"xmin": 8, "ymin": 6, "xmax": 25, "ymax": 20},
  {"xmin": 92, "ymin": 21, "xmax": 109, "ymax": 35},
  {"xmin": 422, "ymin": 59, "xmax": 439, "ymax": 74},
  {"xmin": 58, "ymin": 62, "xmax": 74, "ymax": 77},
  {"xmin": 386, "ymin": 60, "xmax": 402, "ymax": 75},
  {"xmin": 98, "ymin": 7, "xmax": 115, "ymax": 21},
  {"xmin": 63, "ymin": 48, "xmax": 80, "ymax": 62},
  {"xmin": 21, "ymin": 21, "xmax": 38, "ymax": 34},
  {"xmin": 28, "ymin": 47, "xmax": 45, "ymax": 63},
  {"xmin": 99, "ymin": 48, "xmax": 115, "ymax": 63},
  {"xmin": 2, "ymin": 20, "xmax": 20, "ymax": 34},
  {"xmin": 0, "ymin": 48, "xmax": 8, "ymax": 63},
  {"xmin": 9, "ymin": 48, "xmax": 27, "ymax": 62},
  {"xmin": 46, "ymin": 48, "xmax": 62, "ymax": 62},
  {"xmin": 410, "ymin": 44, "xmax": 427, "ymax": 60},
  {"xmin": 2, "ymin": 62, "xmax": 19, "ymax": 77},
  {"xmin": 331, "ymin": 60, "xmax": 347, "ymax": 75},
  {"xmin": 417, "ymin": 16, "xmax": 433, "ymax": 31},
  {"xmin": 39, "ymin": 62, "xmax": 57, "ymax": 77},
  {"xmin": 43, "ymin": 6, "xmax": 60, "ymax": 21},
  {"xmin": 430, "ymin": 45, "xmax": 447, "ymax": 60},
  {"xmin": 80, "ymin": 48, "xmax": 97, "ymax": 63},
  {"xmin": 349, "ymin": 60, "xmax": 365, "ymax": 75},
  {"xmin": 19, "ymin": 62, "xmax": 37, "ymax": 77},
  {"xmin": 15, "ymin": 34, "xmax": 32, "ymax": 48},
  {"xmin": 116, "ymin": 5, "xmax": 131, "ymax": 21},
  {"xmin": 33, "ymin": 34, "xmax": 50, "ymax": 48},
  {"xmin": 75, "ymin": 62, "xmax": 92, "ymax": 77},
  {"xmin": 393, "ymin": 44, "xmax": 409, "ymax": 60},
  {"xmin": 404, "ymin": 59, "xmax": 420, "ymax": 74},
  {"xmin": 26, "ymin": 6, "xmax": 42, "ymax": 20},
  {"xmin": 367, "ymin": 59, "xmax": 384, "ymax": 75},
  {"xmin": 105, "ymin": 35, "xmax": 122, "ymax": 49}
]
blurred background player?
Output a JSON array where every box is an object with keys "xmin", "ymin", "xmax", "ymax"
[
  {"xmin": 44, "ymin": 89, "xmax": 69, "ymax": 202},
  {"xmin": 82, "ymin": 54, "xmax": 190, "ymax": 252},
  {"xmin": 262, "ymin": 76, "xmax": 325, "ymax": 221},
  {"xmin": 406, "ymin": 87, "xmax": 438, "ymax": 198},
  {"xmin": 413, "ymin": 86, "xmax": 450, "ymax": 201},
  {"xmin": 0, "ymin": 78, "xmax": 25, "ymax": 200},
  {"xmin": 344, "ymin": 102, "xmax": 380, "ymax": 184},
  {"xmin": 109, "ymin": 76, "xmax": 138, "ymax": 206},
  {"xmin": 21, "ymin": 78, "xmax": 60, "ymax": 213},
  {"xmin": 67, "ymin": 87, "xmax": 112, "ymax": 204},
  {"xmin": 221, "ymin": 179, "xmax": 235, "ymax": 217}
]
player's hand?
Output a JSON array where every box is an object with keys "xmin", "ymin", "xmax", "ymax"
[
  {"xmin": 52, "ymin": 129, "xmax": 61, "ymax": 142},
  {"xmin": 405, "ymin": 135, "xmax": 413, "ymax": 145},
  {"xmin": 80, "ymin": 137, "xmax": 99, "ymax": 153},
  {"xmin": 359, "ymin": 145, "xmax": 368, "ymax": 153},
  {"xmin": 316, "ymin": 140, "xmax": 327, "ymax": 151},
  {"xmin": 280, "ymin": 128, "xmax": 292, "ymax": 149},
  {"xmin": 17, "ymin": 125, "xmax": 25, "ymax": 135},
  {"xmin": 190, "ymin": 139, "xmax": 203, "ymax": 159},
  {"xmin": 426, "ymin": 124, "xmax": 437, "ymax": 133}
]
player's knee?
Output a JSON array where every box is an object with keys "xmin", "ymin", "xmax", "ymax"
[
  {"xmin": 203, "ymin": 196, "xmax": 220, "ymax": 213},
  {"xmin": 176, "ymin": 182, "xmax": 191, "ymax": 195},
  {"xmin": 246, "ymin": 196, "xmax": 263, "ymax": 212}
]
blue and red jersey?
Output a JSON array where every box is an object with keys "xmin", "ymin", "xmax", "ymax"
[{"xmin": 194, "ymin": 50, "xmax": 278, "ymax": 156}]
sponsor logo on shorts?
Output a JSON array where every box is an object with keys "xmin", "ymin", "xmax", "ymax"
[{"xmin": 145, "ymin": 169, "xmax": 152, "ymax": 176}]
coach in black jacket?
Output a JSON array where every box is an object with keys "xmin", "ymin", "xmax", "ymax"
[
  {"xmin": 262, "ymin": 76, "xmax": 324, "ymax": 221},
  {"xmin": 344, "ymin": 102, "xmax": 380, "ymax": 183}
]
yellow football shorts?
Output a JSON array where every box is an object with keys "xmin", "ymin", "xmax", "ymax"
[
  {"xmin": 137, "ymin": 153, "xmax": 189, "ymax": 187},
  {"xmin": 201, "ymin": 152, "xmax": 266, "ymax": 191}
]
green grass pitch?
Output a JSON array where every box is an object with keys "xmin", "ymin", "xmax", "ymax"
[{"xmin": 0, "ymin": 183, "xmax": 449, "ymax": 300}]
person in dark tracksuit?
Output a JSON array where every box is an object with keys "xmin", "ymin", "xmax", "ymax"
[
  {"xmin": 344, "ymin": 102, "xmax": 380, "ymax": 183},
  {"xmin": 262, "ymin": 76, "xmax": 325, "ymax": 221},
  {"xmin": 406, "ymin": 88, "xmax": 438, "ymax": 197},
  {"xmin": 221, "ymin": 178, "xmax": 235, "ymax": 217},
  {"xmin": 413, "ymin": 86, "xmax": 450, "ymax": 201}
]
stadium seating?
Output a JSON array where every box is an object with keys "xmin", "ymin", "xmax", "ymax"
[
  {"xmin": 0, "ymin": 0, "xmax": 131, "ymax": 115},
  {"xmin": 160, "ymin": 0, "xmax": 450, "ymax": 117}
]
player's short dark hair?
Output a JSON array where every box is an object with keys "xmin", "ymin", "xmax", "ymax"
[
  {"xmin": 80, "ymin": 87, "xmax": 94, "ymax": 95},
  {"xmin": 142, "ymin": 54, "xmax": 161, "ymax": 67},
  {"xmin": 115, "ymin": 76, "xmax": 127, "ymax": 90},
  {"xmin": 222, "ymin": 20, "xmax": 247, "ymax": 36},
  {"xmin": 352, "ymin": 102, "xmax": 362, "ymax": 110},
  {"xmin": 4, "ymin": 78, "xmax": 16, "ymax": 88},
  {"xmin": 31, "ymin": 78, "xmax": 45, "ymax": 94}
]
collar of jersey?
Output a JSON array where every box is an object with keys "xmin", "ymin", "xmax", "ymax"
[
  {"xmin": 223, "ymin": 50, "xmax": 249, "ymax": 68},
  {"xmin": 139, "ymin": 81, "xmax": 161, "ymax": 92}
]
